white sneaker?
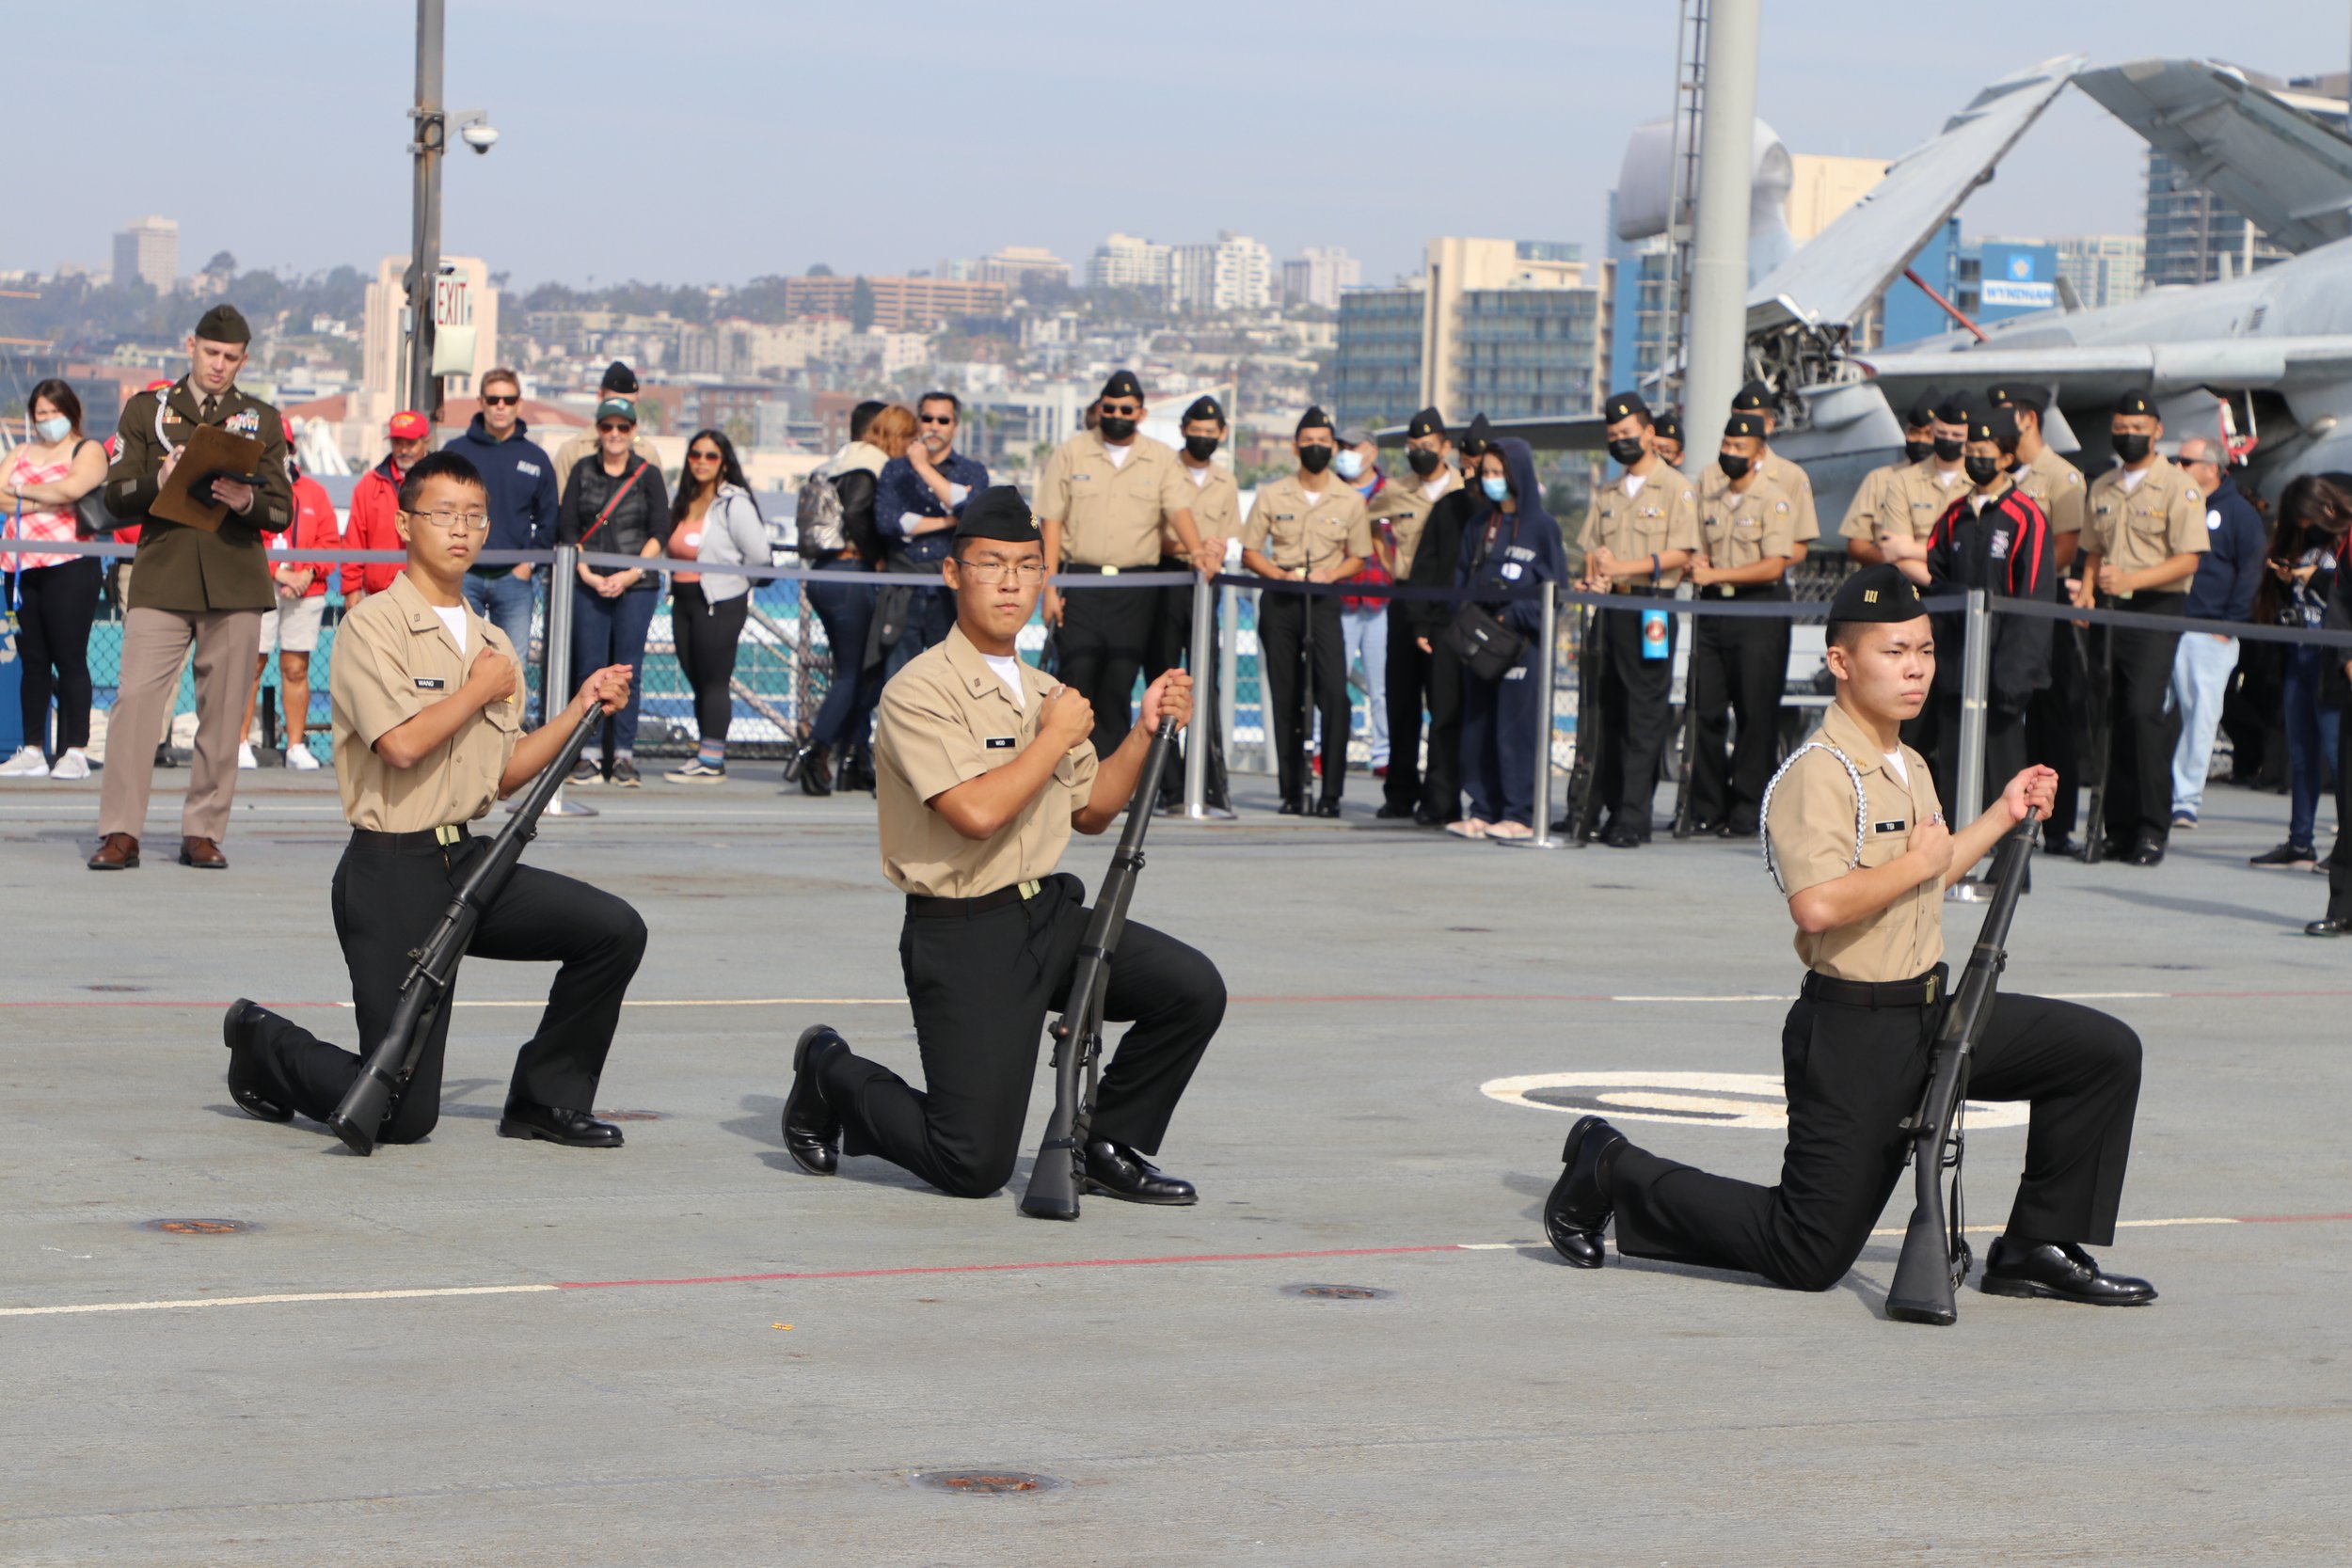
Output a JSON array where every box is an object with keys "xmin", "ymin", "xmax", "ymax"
[
  {"xmin": 285, "ymin": 745, "xmax": 322, "ymax": 771},
  {"xmin": 48, "ymin": 748, "xmax": 90, "ymax": 781},
  {"xmin": 0, "ymin": 746, "xmax": 50, "ymax": 778},
  {"xmin": 237, "ymin": 743, "xmax": 258, "ymax": 770}
]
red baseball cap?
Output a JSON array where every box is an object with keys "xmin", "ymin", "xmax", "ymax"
[
  {"xmin": 282, "ymin": 416, "xmax": 298, "ymax": 442},
  {"xmin": 388, "ymin": 410, "xmax": 430, "ymax": 440}
]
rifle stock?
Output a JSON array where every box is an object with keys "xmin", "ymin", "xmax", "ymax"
[
  {"xmin": 1884, "ymin": 818, "xmax": 2037, "ymax": 1325},
  {"xmin": 1020, "ymin": 717, "xmax": 1179, "ymax": 1221},
  {"xmin": 325, "ymin": 703, "xmax": 602, "ymax": 1156}
]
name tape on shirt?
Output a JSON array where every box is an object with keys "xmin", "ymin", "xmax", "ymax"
[
  {"xmin": 1872, "ymin": 818, "xmax": 1907, "ymax": 834},
  {"xmin": 415, "ymin": 677, "xmax": 447, "ymax": 690},
  {"xmin": 985, "ymin": 736, "xmax": 1016, "ymax": 750}
]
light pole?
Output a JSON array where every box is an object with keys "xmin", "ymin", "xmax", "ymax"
[{"xmin": 405, "ymin": 0, "xmax": 496, "ymax": 434}]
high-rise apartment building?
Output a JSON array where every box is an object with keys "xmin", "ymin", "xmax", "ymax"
[
  {"xmin": 1172, "ymin": 231, "xmax": 1272, "ymax": 311},
  {"xmin": 2052, "ymin": 235, "xmax": 2145, "ymax": 309},
  {"xmin": 1280, "ymin": 247, "xmax": 1362, "ymax": 310},
  {"xmin": 1088, "ymin": 232, "xmax": 1175, "ymax": 293},
  {"xmin": 2143, "ymin": 152, "xmax": 2289, "ymax": 289},
  {"xmin": 113, "ymin": 216, "xmax": 179, "ymax": 292},
  {"xmin": 781, "ymin": 275, "xmax": 1008, "ymax": 331}
]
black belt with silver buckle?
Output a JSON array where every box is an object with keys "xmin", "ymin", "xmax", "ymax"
[
  {"xmin": 1059, "ymin": 562, "xmax": 1151, "ymax": 576},
  {"xmin": 906, "ymin": 878, "xmax": 1046, "ymax": 917},
  {"xmin": 1710, "ymin": 583, "xmax": 1787, "ymax": 601},
  {"xmin": 350, "ymin": 823, "xmax": 472, "ymax": 852},
  {"xmin": 1801, "ymin": 964, "xmax": 1947, "ymax": 1009}
]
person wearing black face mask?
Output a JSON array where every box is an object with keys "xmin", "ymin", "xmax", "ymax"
[
  {"xmin": 1840, "ymin": 391, "xmax": 1968, "ymax": 567},
  {"xmin": 1729, "ymin": 381, "xmax": 1820, "ymax": 564},
  {"xmin": 1148, "ymin": 395, "xmax": 1239, "ymax": 815},
  {"xmin": 1402, "ymin": 412, "xmax": 1491, "ymax": 825},
  {"xmin": 1371, "ymin": 407, "xmax": 1459, "ymax": 820},
  {"xmin": 1685, "ymin": 413, "xmax": 1800, "ymax": 837},
  {"xmin": 1990, "ymin": 383, "xmax": 2091, "ymax": 853},
  {"xmin": 1897, "ymin": 409, "xmax": 2057, "ymax": 819},
  {"xmin": 1036, "ymin": 369, "xmax": 1216, "ymax": 755},
  {"xmin": 1650, "ymin": 412, "xmax": 1685, "ymax": 470},
  {"xmin": 1241, "ymin": 407, "xmax": 1370, "ymax": 815},
  {"xmin": 2077, "ymin": 391, "xmax": 2209, "ymax": 865},
  {"xmin": 1576, "ymin": 391, "xmax": 1699, "ymax": 846}
]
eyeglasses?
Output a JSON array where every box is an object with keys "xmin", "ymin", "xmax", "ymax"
[
  {"xmin": 688, "ymin": 450, "xmax": 723, "ymax": 463},
  {"xmin": 483, "ymin": 394, "xmax": 519, "ymax": 406},
  {"xmin": 957, "ymin": 560, "xmax": 1048, "ymax": 585},
  {"xmin": 597, "ymin": 421, "xmax": 632, "ymax": 434},
  {"xmin": 918, "ymin": 414, "xmax": 956, "ymax": 426},
  {"xmin": 405, "ymin": 509, "xmax": 490, "ymax": 534}
]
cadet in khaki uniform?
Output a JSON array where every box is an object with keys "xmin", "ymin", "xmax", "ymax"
[
  {"xmin": 1373, "ymin": 407, "xmax": 1459, "ymax": 820},
  {"xmin": 1732, "ymin": 381, "xmax": 1820, "ymax": 560},
  {"xmin": 1038, "ymin": 370, "xmax": 1213, "ymax": 756},
  {"xmin": 1147, "ymin": 393, "xmax": 1241, "ymax": 814},
  {"xmin": 1990, "ymin": 383, "xmax": 2093, "ymax": 853},
  {"xmin": 781, "ymin": 486, "xmax": 1222, "ymax": 1203},
  {"xmin": 1544, "ymin": 565, "xmax": 2155, "ymax": 1308},
  {"xmin": 2076, "ymin": 390, "xmax": 2210, "ymax": 864},
  {"xmin": 220, "ymin": 451, "xmax": 646, "ymax": 1148},
  {"xmin": 1687, "ymin": 413, "xmax": 1800, "ymax": 836},
  {"xmin": 1577, "ymin": 391, "xmax": 1700, "ymax": 846},
  {"xmin": 88, "ymin": 305, "xmax": 293, "ymax": 872},
  {"xmin": 1242, "ymin": 406, "xmax": 1373, "ymax": 816},
  {"xmin": 1840, "ymin": 390, "xmax": 1969, "ymax": 565}
]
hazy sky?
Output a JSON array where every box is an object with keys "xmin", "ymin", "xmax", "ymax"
[{"xmin": 14, "ymin": 2, "xmax": 2350, "ymax": 292}]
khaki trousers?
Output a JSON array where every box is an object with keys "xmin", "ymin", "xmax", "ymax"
[{"xmin": 98, "ymin": 606, "xmax": 263, "ymax": 843}]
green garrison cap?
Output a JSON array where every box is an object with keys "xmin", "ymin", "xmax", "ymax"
[{"xmin": 193, "ymin": 304, "xmax": 251, "ymax": 344}]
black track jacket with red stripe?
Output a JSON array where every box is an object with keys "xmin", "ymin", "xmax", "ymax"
[{"xmin": 1926, "ymin": 481, "xmax": 2057, "ymax": 707}]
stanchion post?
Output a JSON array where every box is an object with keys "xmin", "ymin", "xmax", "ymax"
[
  {"xmin": 1527, "ymin": 584, "xmax": 1564, "ymax": 849},
  {"xmin": 1947, "ymin": 587, "xmax": 1990, "ymax": 900},
  {"xmin": 540, "ymin": 543, "xmax": 596, "ymax": 818},
  {"xmin": 1216, "ymin": 580, "xmax": 1238, "ymax": 765},
  {"xmin": 1184, "ymin": 570, "xmax": 1212, "ymax": 818}
]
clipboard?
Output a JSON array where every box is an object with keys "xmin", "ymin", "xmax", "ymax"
[{"xmin": 151, "ymin": 424, "xmax": 266, "ymax": 531}]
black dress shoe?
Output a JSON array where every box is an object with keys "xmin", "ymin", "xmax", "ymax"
[
  {"xmin": 1413, "ymin": 805, "xmax": 1441, "ymax": 827},
  {"xmin": 1543, "ymin": 1115, "xmax": 1626, "ymax": 1268},
  {"xmin": 2042, "ymin": 833, "xmax": 2076, "ymax": 858},
  {"xmin": 1277, "ymin": 799, "xmax": 1305, "ymax": 816},
  {"xmin": 1082, "ymin": 1140, "xmax": 1198, "ymax": 1204},
  {"xmin": 1375, "ymin": 802, "xmax": 1414, "ymax": 819},
  {"xmin": 1979, "ymin": 1237, "xmax": 2156, "ymax": 1306},
  {"xmin": 1311, "ymin": 799, "xmax": 1342, "ymax": 818},
  {"xmin": 2306, "ymin": 913, "xmax": 2352, "ymax": 937},
  {"xmin": 221, "ymin": 998, "xmax": 293, "ymax": 1123},
  {"xmin": 497, "ymin": 1100, "xmax": 625, "ymax": 1148},
  {"xmin": 2125, "ymin": 834, "xmax": 2166, "ymax": 867},
  {"xmin": 783, "ymin": 1024, "xmax": 847, "ymax": 1175},
  {"xmin": 1603, "ymin": 826, "xmax": 1642, "ymax": 849}
]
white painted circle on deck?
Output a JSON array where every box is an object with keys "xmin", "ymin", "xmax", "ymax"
[{"xmin": 1479, "ymin": 1070, "xmax": 2029, "ymax": 1131}]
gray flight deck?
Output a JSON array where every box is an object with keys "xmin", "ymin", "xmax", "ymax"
[{"xmin": 1, "ymin": 766, "xmax": 2345, "ymax": 1565}]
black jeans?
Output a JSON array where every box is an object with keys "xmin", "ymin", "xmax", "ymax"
[
  {"xmin": 1613, "ymin": 987, "xmax": 2141, "ymax": 1291},
  {"xmin": 14, "ymin": 556, "xmax": 102, "ymax": 752},
  {"xmin": 244, "ymin": 832, "xmax": 647, "ymax": 1143},
  {"xmin": 671, "ymin": 581, "xmax": 750, "ymax": 746},
  {"xmin": 819, "ymin": 874, "xmax": 1224, "ymax": 1198}
]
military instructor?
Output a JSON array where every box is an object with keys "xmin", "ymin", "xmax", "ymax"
[{"xmin": 89, "ymin": 305, "xmax": 292, "ymax": 871}]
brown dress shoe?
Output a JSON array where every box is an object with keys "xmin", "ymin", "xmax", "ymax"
[
  {"xmin": 87, "ymin": 832, "xmax": 140, "ymax": 870},
  {"xmin": 178, "ymin": 836, "xmax": 228, "ymax": 869}
]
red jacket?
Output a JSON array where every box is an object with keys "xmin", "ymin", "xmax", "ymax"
[
  {"xmin": 270, "ymin": 473, "xmax": 342, "ymax": 595},
  {"xmin": 342, "ymin": 456, "xmax": 407, "ymax": 598}
]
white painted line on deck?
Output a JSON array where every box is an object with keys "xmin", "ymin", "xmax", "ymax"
[{"xmin": 0, "ymin": 1284, "xmax": 558, "ymax": 1318}]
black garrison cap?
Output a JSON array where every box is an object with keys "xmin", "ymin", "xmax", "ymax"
[
  {"xmin": 193, "ymin": 304, "xmax": 251, "ymax": 344},
  {"xmin": 1183, "ymin": 394, "xmax": 1226, "ymax": 424},
  {"xmin": 1932, "ymin": 393, "xmax": 1974, "ymax": 426},
  {"xmin": 1652, "ymin": 411, "xmax": 1683, "ymax": 443},
  {"xmin": 1986, "ymin": 406, "xmax": 2023, "ymax": 446},
  {"xmin": 2115, "ymin": 389, "xmax": 2155, "ymax": 418},
  {"xmin": 1829, "ymin": 563, "xmax": 1927, "ymax": 624},
  {"xmin": 1295, "ymin": 404, "xmax": 1335, "ymax": 438},
  {"xmin": 1724, "ymin": 412, "xmax": 1766, "ymax": 439},
  {"xmin": 953, "ymin": 484, "xmax": 1041, "ymax": 542},
  {"xmin": 1732, "ymin": 381, "xmax": 1771, "ymax": 412},
  {"xmin": 1406, "ymin": 406, "xmax": 1446, "ymax": 439},
  {"xmin": 1100, "ymin": 369, "xmax": 1143, "ymax": 402},
  {"xmin": 1603, "ymin": 391, "xmax": 1650, "ymax": 424},
  {"xmin": 1458, "ymin": 412, "xmax": 1495, "ymax": 454},
  {"xmin": 1986, "ymin": 382, "xmax": 2048, "ymax": 413},
  {"xmin": 1904, "ymin": 388, "xmax": 1941, "ymax": 429}
]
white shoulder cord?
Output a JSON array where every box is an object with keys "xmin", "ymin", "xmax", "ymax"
[{"xmin": 1760, "ymin": 740, "xmax": 1869, "ymax": 895}]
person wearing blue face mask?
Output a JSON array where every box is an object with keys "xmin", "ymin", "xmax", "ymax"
[
  {"xmin": 1450, "ymin": 437, "xmax": 1565, "ymax": 844},
  {"xmin": 1, "ymin": 381, "xmax": 112, "ymax": 781}
]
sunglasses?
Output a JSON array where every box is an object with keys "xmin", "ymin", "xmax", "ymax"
[
  {"xmin": 483, "ymin": 394, "xmax": 519, "ymax": 406},
  {"xmin": 1100, "ymin": 404, "xmax": 1140, "ymax": 418},
  {"xmin": 919, "ymin": 414, "xmax": 955, "ymax": 425},
  {"xmin": 597, "ymin": 421, "xmax": 632, "ymax": 434},
  {"xmin": 689, "ymin": 450, "xmax": 723, "ymax": 462}
]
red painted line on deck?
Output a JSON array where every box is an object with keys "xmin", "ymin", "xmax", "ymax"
[
  {"xmin": 13, "ymin": 988, "xmax": 2352, "ymax": 1009},
  {"xmin": 553, "ymin": 1243, "xmax": 1468, "ymax": 1291}
]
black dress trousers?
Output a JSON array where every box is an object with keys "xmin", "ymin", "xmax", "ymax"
[
  {"xmin": 1148, "ymin": 556, "xmax": 1229, "ymax": 808},
  {"xmin": 2027, "ymin": 626, "xmax": 2087, "ymax": 839},
  {"xmin": 1687, "ymin": 610, "xmax": 1790, "ymax": 833},
  {"xmin": 1610, "ymin": 986, "xmax": 2141, "ymax": 1291},
  {"xmin": 1383, "ymin": 604, "xmax": 1433, "ymax": 813},
  {"xmin": 244, "ymin": 832, "xmax": 648, "ymax": 1144},
  {"xmin": 1257, "ymin": 588, "xmax": 1349, "ymax": 805},
  {"xmin": 2104, "ymin": 592, "xmax": 2186, "ymax": 845},
  {"xmin": 1593, "ymin": 600, "xmax": 1676, "ymax": 835},
  {"xmin": 819, "ymin": 874, "xmax": 1224, "ymax": 1198},
  {"xmin": 1057, "ymin": 576, "xmax": 1161, "ymax": 756},
  {"xmin": 1931, "ymin": 695, "xmax": 2026, "ymax": 817}
]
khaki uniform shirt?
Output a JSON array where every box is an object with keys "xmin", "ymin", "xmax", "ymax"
[
  {"xmin": 330, "ymin": 572, "xmax": 521, "ymax": 832},
  {"xmin": 1037, "ymin": 431, "xmax": 1193, "ymax": 569},
  {"xmin": 1768, "ymin": 700, "xmax": 1945, "ymax": 982},
  {"xmin": 2086, "ymin": 455, "xmax": 2208, "ymax": 584},
  {"xmin": 1169, "ymin": 460, "xmax": 1241, "ymax": 557},
  {"xmin": 105, "ymin": 376, "xmax": 294, "ymax": 613},
  {"xmin": 1366, "ymin": 468, "xmax": 1457, "ymax": 581},
  {"xmin": 1580, "ymin": 465, "xmax": 1700, "ymax": 589},
  {"xmin": 1241, "ymin": 474, "xmax": 1372, "ymax": 577},
  {"xmin": 1698, "ymin": 469, "xmax": 1800, "ymax": 586},
  {"xmin": 2013, "ymin": 445, "xmax": 2087, "ymax": 537},
  {"xmin": 552, "ymin": 429, "xmax": 663, "ymax": 500},
  {"xmin": 873, "ymin": 626, "xmax": 1101, "ymax": 897},
  {"xmin": 1839, "ymin": 459, "xmax": 1968, "ymax": 543},
  {"xmin": 1762, "ymin": 450, "xmax": 1819, "ymax": 544}
]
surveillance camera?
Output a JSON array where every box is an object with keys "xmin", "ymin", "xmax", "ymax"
[{"xmin": 460, "ymin": 123, "xmax": 500, "ymax": 154}]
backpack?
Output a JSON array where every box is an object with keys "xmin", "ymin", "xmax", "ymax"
[{"xmin": 795, "ymin": 469, "xmax": 848, "ymax": 554}]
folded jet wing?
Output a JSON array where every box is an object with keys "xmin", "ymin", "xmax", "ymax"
[
  {"xmin": 1745, "ymin": 55, "xmax": 2084, "ymax": 335},
  {"xmin": 1854, "ymin": 334, "xmax": 2352, "ymax": 405},
  {"xmin": 2075, "ymin": 59, "xmax": 2352, "ymax": 256}
]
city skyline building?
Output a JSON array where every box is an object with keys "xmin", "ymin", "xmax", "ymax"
[
  {"xmin": 1088, "ymin": 232, "xmax": 1175, "ymax": 293},
  {"xmin": 112, "ymin": 216, "xmax": 178, "ymax": 293},
  {"xmin": 975, "ymin": 245, "xmax": 1073, "ymax": 290},
  {"xmin": 1280, "ymin": 246, "xmax": 1362, "ymax": 311},
  {"xmin": 781, "ymin": 274, "xmax": 1008, "ymax": 331},
  {"xmin": 1172, "ymin": 231, "xmax": 1273, "ymax": 312}
]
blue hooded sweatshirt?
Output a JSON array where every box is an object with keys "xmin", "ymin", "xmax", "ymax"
[
  {"xmin": 1454, "ymin": 436, "xmax": 1566, "ymax": 635},
  {"xmin": 447, "ymin": 412, "xmax": 561, "ymax": 561}
]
